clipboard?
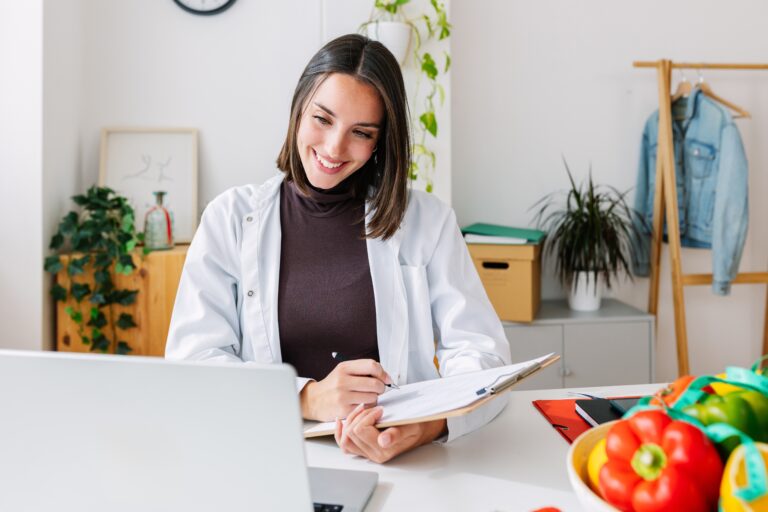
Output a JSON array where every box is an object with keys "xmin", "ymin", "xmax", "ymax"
[{"xmin": 304, "ymin": 353, "xmax": 560, "ymax": 438}]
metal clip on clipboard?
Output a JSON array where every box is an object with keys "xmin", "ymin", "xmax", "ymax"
[{"xmin": 474, "ymin": 362, "xmax": 542, "ymax": 396}]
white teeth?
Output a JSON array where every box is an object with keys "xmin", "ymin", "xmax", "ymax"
[{"xmin": 315, "ymin": 151, "xmax": 343, "ymax": 169}]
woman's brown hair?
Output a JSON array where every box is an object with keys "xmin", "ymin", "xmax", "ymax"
[{"xmin": 276, "ymin": 34, "xmax": 410, "ymax": 240}]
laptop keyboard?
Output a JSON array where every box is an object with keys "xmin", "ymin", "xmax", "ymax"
[{"xmin": 313, "ymin": 504, "xmax": 343, "ymax": 512}]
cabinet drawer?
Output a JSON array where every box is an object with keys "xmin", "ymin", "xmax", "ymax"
[
  {"xmin": 563, "ymin": 322, "xmax": 651, "ymax": 387},
  {"xmin": 504, "ymin": 325, "xmax": 562, "ymax": 390}
]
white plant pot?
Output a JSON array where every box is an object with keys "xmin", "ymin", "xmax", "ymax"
[
  {"xmin": 568, "ymin": 272, "xmax": 602, "ymax": 311},
  {"xmin": 365, "ymin": 21, "xmax": 412, "ymax": 65}
]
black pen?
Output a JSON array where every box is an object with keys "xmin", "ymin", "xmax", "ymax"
[{"xmin": 331, "ymin": 352, "xmax": 400, "ymax": 390}]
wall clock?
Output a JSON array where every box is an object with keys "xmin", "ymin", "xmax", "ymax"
[{"xmin": 173, "ymin": 0, "xmax": 237, "ymax": 16}]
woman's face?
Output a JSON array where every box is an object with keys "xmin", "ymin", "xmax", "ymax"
[{"xmin": 296, "ymin": 73, "xmax": 384, "ymax": 190}]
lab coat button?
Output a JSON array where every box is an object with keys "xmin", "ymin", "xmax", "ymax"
[
  {"xmin": 246, "ymin": 216, "xmax": 253, "ymax": 222},
  {"xmin": 247, "ymin": 290, "xmax": 254, "ymax": 297},
  {"xmin": 693, "ymin": 148, "xmax": 700, "ymax": 156}
]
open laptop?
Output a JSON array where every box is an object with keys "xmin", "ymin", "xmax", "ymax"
[{"xmin": 0, "ymin": 350, "xmax": 377, "ymax": 512}]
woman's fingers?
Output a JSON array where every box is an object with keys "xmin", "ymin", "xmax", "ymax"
[
  {"xmin": 337, "ymin": 405, "xmax": 366, "ymax": 456},
  {"xmin": 344, "ymin": 375, "xmax": 386, "ymax": 394},
  {"xmin": 334, "ymin": 418, "xmax": 342, "ymax": 445},
  {"xmin": 339, "ymin": 359, "xmax": 393, "ymax": 385},
  {"xmin": 347, "ymin": 407, "xmax": 385, "ymax": 459},
  {"xmin": 345, "ymin": 391, "xmax": 379, "ymax": 406},
  {"xmin": 378, "ymin": 424, "xmax": 420, "ymax": 450}
]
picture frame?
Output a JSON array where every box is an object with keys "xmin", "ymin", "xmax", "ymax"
[{"xmin": 99, "ymin": 127, "xmax": 199, "ymax": 243}]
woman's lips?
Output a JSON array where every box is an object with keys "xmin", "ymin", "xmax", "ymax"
[{"xmin": 313, "ymin": 149, "xmax": 347, "ymax": 175}]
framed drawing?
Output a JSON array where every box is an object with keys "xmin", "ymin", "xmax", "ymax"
[{"xmin": 99, "ymin": 127, "xmax": 199, "ymax": 243}]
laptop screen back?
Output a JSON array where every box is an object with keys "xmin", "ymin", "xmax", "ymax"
[{"xmin": 0, "ymin": 350, "xmax": 312, "ymax": 512}]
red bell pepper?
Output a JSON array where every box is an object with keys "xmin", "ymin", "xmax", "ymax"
[{"xmin": 598, "ymin": 409, "xmax": 723, "ymax": 512}]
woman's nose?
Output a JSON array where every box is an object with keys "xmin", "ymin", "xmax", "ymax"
[{"xmin": 325, "ymin": 129, "xmax": 346, "ymax": 159}]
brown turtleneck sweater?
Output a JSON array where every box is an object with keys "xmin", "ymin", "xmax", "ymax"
[{"xmin": 277, "ymin": 177, "xmax": 379, "ymax": 381}]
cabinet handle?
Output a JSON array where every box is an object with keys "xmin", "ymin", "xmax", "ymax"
[{"xmin": 560, "ymin": 366, "xmax": 573, "ymax": 377}]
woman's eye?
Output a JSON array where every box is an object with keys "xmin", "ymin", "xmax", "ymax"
[
  {"xmin": 354, "ymin": 130, "xmax": 373, "ymax": 140},
  {"xmin": 313, "ymin": 115, "xmax": 330, "ymax": 125}
]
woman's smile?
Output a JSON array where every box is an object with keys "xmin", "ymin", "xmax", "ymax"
[{"xmin": 313, "ymin": 148, "xmax": 347, "ymax": 175}]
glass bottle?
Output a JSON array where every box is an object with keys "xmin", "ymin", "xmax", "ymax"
[{"xmin": 144, "ymin": 191, "xmax": 174, "ymax": 250}]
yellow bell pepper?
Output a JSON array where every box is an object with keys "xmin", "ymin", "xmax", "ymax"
[
  {"xmin": 586, "ymin": 437, "xmax": 607, "ymax": 495},
  {"xmin": 712, "ymin": 372, "xmax": 747, "ymax": 396},
  {"xmin": 721, "ymin": 442, "xmax": 768, "ymax": 511}
]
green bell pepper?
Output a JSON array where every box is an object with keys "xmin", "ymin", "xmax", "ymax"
[{"xmin": 682, "ymin": 390, "xmax": 768, "ymax": 455}]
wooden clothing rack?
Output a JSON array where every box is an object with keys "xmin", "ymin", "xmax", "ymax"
[{"xmin": 633, "ymin": 59, "xmax": 768, "ymax": 376}]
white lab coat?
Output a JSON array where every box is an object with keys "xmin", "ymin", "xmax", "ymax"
[{"xmin": 166, "ymin": 173, "xmax": 511, "ymax": 441}]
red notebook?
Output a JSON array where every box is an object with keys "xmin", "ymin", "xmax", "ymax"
[{"xmin": 531, "ymin": 398, "xmax": 591, "ymax": 444}]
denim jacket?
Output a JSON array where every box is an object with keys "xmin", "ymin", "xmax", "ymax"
[{"xmin": 633, "ymin": 87, "xmax": 749, "ymax": 295}]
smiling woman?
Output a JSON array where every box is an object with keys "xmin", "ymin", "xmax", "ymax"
[
  {"xmin": 165, "ymin": 34, "xmax": 511, "ymax": 464},
  {"xmin": 277, "ymin": 34, "xmax": 411, "ymax": 240},
  {"xmin": 296, "ymin": 74, "xmax": 382, "ymax": 191}
]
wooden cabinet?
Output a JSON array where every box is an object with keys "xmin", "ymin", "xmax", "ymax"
[
  {"xmin": 504, "ymin": 299, "xmax": 654, "ymax": 391},
  {"xmin": 56, "ymin": 245, "xmax": 188, "ymax": 356}
]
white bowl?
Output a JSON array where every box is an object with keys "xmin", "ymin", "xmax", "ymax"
[{"xmin": 566, "ymin": 422, "xmax": 620, "ymax": 512}]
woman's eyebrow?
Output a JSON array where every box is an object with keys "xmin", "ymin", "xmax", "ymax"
[{"xmin": 314, "ymin": 102, "xmax": 381, "ymax": 129}]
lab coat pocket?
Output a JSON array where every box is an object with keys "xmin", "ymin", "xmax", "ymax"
[{"xmin": 399, "ymin": 265, "xmax": 434, "ymax": 360}]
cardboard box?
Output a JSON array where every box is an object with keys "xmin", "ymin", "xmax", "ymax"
[{"xmin": 467, "ymin": 243, "xmax": 541, "ymax": 323}]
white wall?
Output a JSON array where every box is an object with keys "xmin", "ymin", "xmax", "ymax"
[
  {"xmin": 42, "ymin": 0, "xmax": 85, "ymax": 350},
  {"xmin": 452, "ymin": 0, "xmax": 768, "ymax": 381},
  {"xmin": 78, "ymin": 0, "xmax": 451, "ymax": 212},
  {"xmin": 0, "ymin": 1, "xmax": 46, "ymax": 350},
  {"xmin": 79, "ymin": 0, "xmax": 323, "ymax": 213}
]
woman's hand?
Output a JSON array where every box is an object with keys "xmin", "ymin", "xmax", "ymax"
[
  {"xmin": 334, "ymin": 404, "xmax": 448, "ymax": 464},
  {"xmin": 300, "ymin": 359, "xmax": 393, "ymax": 422}
]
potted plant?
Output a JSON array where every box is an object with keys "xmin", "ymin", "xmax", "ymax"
[
  {"xmin": 360, "ymin": 0, "xmax": 451, "ymax": 192},
  {"xmin": 44, "ymin": 186, "xmax": 143, "ymax": 354},
  {"xmin": 360, "ymin": 0, "xmax": 414, "ymax": 65},
  {"xmin": 532, "ymin": 160, "xmax": 644, "ymax": 311}
]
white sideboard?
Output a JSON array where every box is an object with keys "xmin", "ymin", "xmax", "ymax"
[{"xmin": 504, "ymin": 299, "xmax": 655, "ymax": 390}]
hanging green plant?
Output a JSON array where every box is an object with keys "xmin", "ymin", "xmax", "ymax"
[
  {"xmin": 44, "ymin": 186, "xmax": 143, "ymax": 355},
  {"xmin": 361, "ymin": 0, "xmax": 451, "ymax": 193}
]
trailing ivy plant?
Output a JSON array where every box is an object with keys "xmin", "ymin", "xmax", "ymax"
[
  {"xmin": 362, "ymin": 0, "xmax": 451, "ymax": 192},
  {"xmin": 44, "ymin": 186, "xmax": 143, "ymax": 355}
]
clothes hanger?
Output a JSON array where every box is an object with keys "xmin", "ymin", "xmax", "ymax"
[
  {"xmin": 670, "ymin": 72, "xmax": 692, "ymax": 102},
  {"xmin": 695, "ymin": 69, "xmax": 751, "ymax": 119}
]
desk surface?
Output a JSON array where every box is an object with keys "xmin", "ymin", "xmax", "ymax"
[{"xmin": 305, "ymin": 383, "xmax": 661, "ymax": 512}]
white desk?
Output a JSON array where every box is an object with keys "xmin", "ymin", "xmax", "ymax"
[{"xmin": 305, "ymin": 383, "xmax": 661, "ymax": 512}]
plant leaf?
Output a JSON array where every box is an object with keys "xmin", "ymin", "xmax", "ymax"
[
  {"xmin": 112, "ymin": 289, "xmax": 138, "ymax": 306},
  {"xmin": 91, "ymin": 332, "xmax": 110, "ymax": 353},
  {"xmin": 70, "ymin": 283, "xmax": 92, "ymax": 302},
  {"xmin": 67, "ymin": 255, "xmax": 90, "ymax": 276},
  {"xmin": 420, "ymin": 52, "xmax": 438, "ymax": 81},
  {"xmin": 65, "ymin": 306, "xmax": 83, "ymax": 324},
  {"xmin": 116, "ymin": 341, "xmax": 133, "ymax": 355},
  {"xmin": 89, "ymin": 292, "xmax": 106, "ymax": 305},
  {"xmin": 419, "ymin": 111, "xmax": 438, "ymax": 137},
  {"xmin": 49, "ymin": 233, "xmax": 64, "ymax": 250},
  {"xmin": 121, "ymin": 213, "xmax": 134, "ymax": 233},
  {"xmin": 436, "ymin": 83, "xmax": 445, "ymax": 106},
  {"xmin": 116, "ymin": 313, "xmax": 138, "ymax": 330},
  {"xmin": 87, "ymin": 309, "xmax": 107, "ymax": 329},
  {"xmin": 44, "ymin": 255, "xmax": 63, "ymax": 274},
  {"xmin": 51, "ymin": 283, "xmax": 67, "ymax": 302},
  {"xmin": 59, "ymin": 211, "xmax": 79, "ymax": 234}
]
